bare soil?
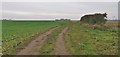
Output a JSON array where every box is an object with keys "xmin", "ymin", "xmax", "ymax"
[
  {"xmin": 105, "ymin": 21, "xmax": 120, "ymax": 27},
  {"xmin": 16, "ymin": 26, "xmax": 60, "ymax": 55},
  {"xmin": 53, "ymin": 27, "xmax": 70, "ymax": 55}
]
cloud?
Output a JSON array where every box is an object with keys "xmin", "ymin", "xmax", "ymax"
[
  {"xmin": 3, "ymin": 10, "xmax": 80, "ymax": 16},
  {"xmin": 2, "ymin": 2, "xmax": 118, "ymax": 20},
  {"xmin": 3, "ymin": 10, "xmax": 33, "ymax": 15},
  {"xmin": 2, "ymin": 0, "xmax": 120, "ymax": 2}
]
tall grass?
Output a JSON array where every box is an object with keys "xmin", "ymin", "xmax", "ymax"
[{"xmin": 64, "ymin": 21, "xmax": 118, "ymax": 55}]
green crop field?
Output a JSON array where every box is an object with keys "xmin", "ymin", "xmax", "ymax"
[
  {"xmin": 2, "ymin": 20, "xmax": 69, "ymax": 55},
  {"xmin": 2, "ymin": 20, "xmax": 119, "ymax": 55}
]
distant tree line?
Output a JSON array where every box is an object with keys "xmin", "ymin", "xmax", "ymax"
[{"xmin": 55, "ymin": 18, "xmax": 71, "ymax": 21}]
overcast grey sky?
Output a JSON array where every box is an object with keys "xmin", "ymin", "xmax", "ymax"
[
  {"xmin": 1, "ymin": 2, "xmax": 118, "ymax": 20},
  {"xmin": 1, "ymin": 0, "xmax": 119, "ymax": 2}
]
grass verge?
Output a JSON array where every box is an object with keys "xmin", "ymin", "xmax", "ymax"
[{"xmin": 64, "ymin": 21, "xmax": 118, "ymax": 55}]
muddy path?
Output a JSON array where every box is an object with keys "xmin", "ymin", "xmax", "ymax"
[
  {"xmin": 53, "ymin": 27, "xmax": 70, "ymax": 55},
  {"xmin": 16, "ymin": 26, "xmax": 60, "ymax": 55}
]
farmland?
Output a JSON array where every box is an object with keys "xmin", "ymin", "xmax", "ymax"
[
  {"xmin": 105, "ymin": 21, "xmax": 120, "ymax": 27},
  {"xmin": 2, "ymin": 20, "xmax": 119, "ymax": 55},
  {"xmin": 2, "ymin": 20, "xmax": 69, "ymax": 55}
]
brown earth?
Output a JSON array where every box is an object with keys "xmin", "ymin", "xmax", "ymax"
[
  {"xmin": 16, "ymin": 26, "xmax": 60, "ymax": 55},
  {"xmin": 105, "ymin": 21, "xmax": 120, "ymax": 27},
  {"xmin": 53, "ymin": 27, "xmax": 70, "ymax": 55}
]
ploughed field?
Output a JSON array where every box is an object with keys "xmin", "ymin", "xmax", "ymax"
[
  {"xmin": 105, "ymin": 21, "xmax": 120, "ymax": 27},
  {"xmin": 2, "ymin": 20, "xmax": 119, "ymax": 55}
]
